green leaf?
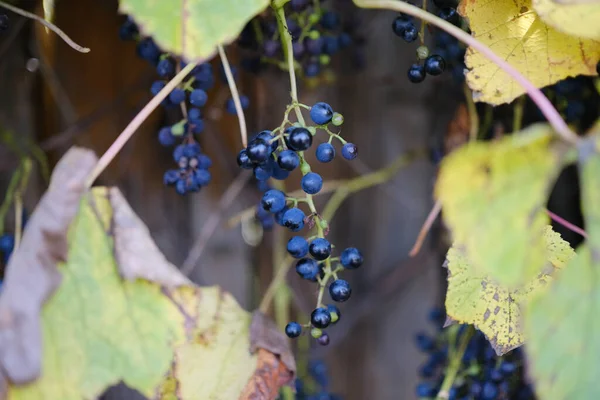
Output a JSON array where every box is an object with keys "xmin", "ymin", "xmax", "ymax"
[
  {"xmin": 458, "ymin": 0, "xmax": 600, "ymax": 105},
  {"xmin": 524, "ymin": 138, "xmax": 600, "ymax": 400},
  {"xmin": 444, "ymin": 226, "xmax": 574, "ymax": 355},
  {"xmin": 118, "ymin": 0, "xmax": 270, "ymax": 60},
  {"xmin": 435, "ymin": 124, "xmax": 562, "ymax": 287},
  {"xmin": 5, "ymin": 187, "xmax": 263, "ymax": 400}
]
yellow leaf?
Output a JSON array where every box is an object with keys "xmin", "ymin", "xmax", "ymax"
[
  {"xmin": 445, "ymin": 226, "xmax": 575, "ymax": 355},
  {"xmin": 533, "ymin": 0, "xmax": 600, "ymax": 40},
  {"xmin": 435, "ymin": 124, "xmax": 561, "ymax": 286},
  {"xmin": 458, "ymin": 0, "xmax": 600, "ymax": 105},
  {"xmin": 524, "ymin": 137, "xmax": 600, "ymax": 399},
  {"xmin": 6, "ymin": 188, "xmax": 259, "ymax": 400}
]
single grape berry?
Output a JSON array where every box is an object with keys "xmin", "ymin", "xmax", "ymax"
[
  {"xmin": 329, "ymin": 279, "xmax": 352, "ymax": 302},
  {"xmin": 415, "ymin": 332, "xmax": 435, "ymax": 351},
  {"xmin": 310, "ymin": 102, "xmax": 334, "ymax": 125},
  {"xmin": 261, "ymin": 190, "xmax": 287, "ymax": 213},
  {"xmin": 156, "ymin": 59, "xmax": 174, "ymax": 77},
  {"xmin": 482, "ymin": 382, "xmax": 498, "ymax": 400},
  {"xmin": 254, "ymin": 165, "xmax": 272, "ymax": 181},
  {"xmin": 341, "ymin": 143, "xmax": 358, "ymax": 160},
  {"xmin": 311, "ymin": 307, "xmax": 332, "ymax": 329},
  {"xmin": 316, "ymin": 143, "xmax": 336, "ymax": 163},
  {"xmin": 282, "ymin": 207, "xmax": 306, "ymax": 231},
  {"xmin": 163, "ymin": 170, "xmax": 179, "ymax": 186},
  {"xmin": 311, "ymin": 328, "xmax": 323, "ymax": 339},
  {"xmin": 296, "ymin": 258, "xmax": 321, "ymax": 281},
  {"xmin": 277, "ymin": 150, "xmax": 300, "ymax": 171},
  {"xmin": 402, "ymin": 24, "xmax": 418, "ymax": 42},
  {"xmin": 439, "ymin": 7, "xmax": 459, "ymax": 24},
  {"xmin": 408, "ymin": 63, "xmax": 426, "ymax": 83},
  {"xmin": 309, "ymin": 238, "xmax": 332, "ymax": 261},
  {"xmin": 237, "ymin": 149, "xmax": 253, "ymax": 169},
  {"xmin": 287, "ymin": 236, "xmax": 309, "ymax": 258},
  {"xmin": 286, "ymin": 127, "xmax": 313, "ymax": 151},
  {"xmin": 0, "ymin": 233, "xmax": 15, "ymax": 253},
  {"xmin": 169, "ymin": 88, "xmax": 186, "ymax": 104},
  {"xmin": 190, "ymin": 89, "xmax": 208, "ymax": 107},
  {"xmin": 193, "ymin": 169, "xmax": 211, "ymax": 186},
  {"xmin": 425, "ymin": 55, "xmax": 446, "ymax": 76},
  {"xmin": 285, "ymin": 322, "xmax": 302, "ymax": 338},
  {"xmin": 416, "ymin": 382, "xmax": 436, "ymax": 398},
  {"xmin": 327, "ymin": 304, "xmax": 341, "ymax": 324},
  {"xmin": 158, "ymin": 127, "xmax": 176, "ymax": 147},
  {"xmin": 317, "ymin": 332, "xmax": 330, "ymax": 346},
  {"xmin": 416, "ymin": 45, "xmax": 430, "ymax": 60},
  {"xmin": 246, "ymin": 139, "xmax": 270, "ymax": 164},
  {"xmin": 341, "ymin": 247, "xmax": 363, "ymax": 269},
  {"xmin": 255, "ymin": 130, "xmax": 277, "ymax": 153},
  {"xmin": 391, "ymin": 15, "xmax": 412, "ymax": 36},
  {"xmin": 151, "ymin": 81, "xmax": 166, "ymax": 96},
  {"xmin": 301, "ymin": 172, "xmax": 323, "ymax": 194}
]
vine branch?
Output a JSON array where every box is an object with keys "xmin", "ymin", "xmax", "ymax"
[
  {"xmin": 353, "ymin": 0, "xmax": 578, "ymax": 144},
  {"xmin": 218, "ymin": 45, "xmax": 248, "ymax": 147},
  {"xmin": 0, "ymin": 0, "xmax": 90, "ymax": 53},
  {"xmin": 85, "ymin": 62, "xmax": 197, "ymax": 188}
]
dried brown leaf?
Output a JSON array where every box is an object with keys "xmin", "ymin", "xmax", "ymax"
[{"xmin": 0, "ymin": 147, "xmax": 97, "ymax": 384}]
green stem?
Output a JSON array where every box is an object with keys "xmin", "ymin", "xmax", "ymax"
[
  {"xmin": 0, "ymin": 0, "xmax": 89, "ymax": 53},
  {"xmin": 436, "ymin": 326, "xmax": 474, "ymax": 399},
  {"xmin": 463, "ymin": 83, "xmax": 479, "ymax": 142},
  {"xmin": 273, "ymin": 4, "xmax": 305, "ymax": 125},
  {"xmin": 513, "ymin": 96, "xmax": 526, "ymax": 133},
  {"xmin": 353, "ymin": 0, "xmax": 577, "ymax": 144},
  {"xmin": 0, "ymin": 164, "xmax": 22, "ymax": 235},
  {"xmin": 419, "ymin": 0, "xmax": 427, "ymax": 45}
]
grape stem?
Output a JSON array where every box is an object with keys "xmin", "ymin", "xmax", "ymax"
[
  {"xmin": 409, "ymin": 199, "xmax": 442, "ymax": 257},
  {"xmin": 435, "ymin": 326, "xmax": 474, "ymax": 400},
  {"xmin": 84, "ymin": 62, "xmax": 197, "ymax": 188},
  {"xmin": 273, "ymin": 3, "xmax": 306, "ymax": 125},
  {"xmin": 13, "ymin": 159, "xmax": 31, "ymax": 250},
  {"xmin": 0, "ymin": 0, "xmax": 90, "ymax": 53},
  {"xmin": 0, "ymin": 164, "xmax": 23, "ymax": 235},
  {"xmin": 353, "ymin": 0, "xmax": 578, "ymax": 145},
  {"xmin": 546, "ymin": 209, "xmax": 588, "ymax": 238},
  {"xmin": 218, "ymin": 44, "xmax": 248, "ymax": 147}
]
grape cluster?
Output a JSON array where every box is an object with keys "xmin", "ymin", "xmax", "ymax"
[
  {"xmin": 237, "ymin": 0, "xmax": 360, "ymax": 78},
  {"xmin": 392, "ymin": 0, "xmax": 465, "ymax": 84},
  {"xmin": 237, "ymin": 101, "xmax": 362, "ymax": 345},
  {"xmin": 290, "ymin": 360, "xmax": 343, "ymax": 400},
  {"xmin": 415, "ymin": 308, "xmax": 536, "ymax": 400},
  {"xmin": 120, "ymin": 17, "xmax": 250, "ymax": 195}
]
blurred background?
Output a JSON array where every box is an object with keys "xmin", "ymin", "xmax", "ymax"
[{"xmin": 0, "ymin": 0, "xmax": 595, "ymax": 399}]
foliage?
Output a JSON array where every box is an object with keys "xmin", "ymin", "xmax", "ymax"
[
  {"xmin": 533, "ymin": 0, "xmax": 600, "ymax": 41},
  {"xmin": 524, "ymin": 139, "xmax": 600, "ymax": 400},
  {"xmin": 458, "ymin": 0, "xmax": 600, "ymax": 104},
  {"xmin": 118, "ymin": 0, "xmax": 269, "ymax": 60},
  {"xmin": 435, "ymin": 124, "xmax": 562, "ymax": 287},
  {"xmin": 444, "ymin": 226, "xmax": 575, "ymax": 356}
]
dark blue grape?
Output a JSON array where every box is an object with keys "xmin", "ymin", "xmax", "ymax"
[
  {"xmin": 287, "ymin": 236, "xmax": 309, "ymax": 258},
  {"xmin": 183, "ymin": 142, "xmax": 201, "ymax": 157},
  {"xmin": 317, "ymin": 333, "xmax": 330, "ymax": 346},
  {"xmin": 425, "ymin": 55, "xmax": 446, "ymax": 76},
  {"xmin": 0, "ymin": 234, "xmax": 15, "ymax": 254},
  {"xmin": 188, "ymin": 108, "xmax": 202, "ymax": 121},
  {"xmin": 193, "ymin": 169, "xmax": 211, "ymax": 186},
  {"xmin": 439, "ymin": 7, "xmax": 459, "ymax": 24},
  {"xmin": 296, "ymin": 258, "xmax": 320, "ymax": 281},
  {"xmin": 408, "ymin": 64, "xmax": 426, "ymax": 83},
  {"xmin": 309, "ymin": 238, "xmax": 331, "ymax": 260},
  {"xmin": 282, "ymin": 207, "xmax": 305, "ymax": 231},
  {"xmin": 136, "ymin": 38, "xmax": 161, "ymax": 63},
  {"xmin": 321, "ymin": 11, "xmax": 340, "ymax": 30},
  {"xmin": 322, "ymin": 36, "xmax": 340, "ymax": 55},
  {"xmin": 237, "ymin": 149, "xmax": 253, "ymax": 169},
  {"xmin": 158, "ymin": 127, "xmax": 175, "ymax": 146},
  {"xmin": 196, "ymin": 154, "xmax": 212, "ymax": 169},
  {"xmin": 416, "ymin": 382, "xmax": 436, "ymax": 397},
  {"xmin": 151, "ymin": 81, "xmax": 166, "ymax": 96},
  {"xmin": 301, "ymin": 172, "xmax": 323, "ymax": 194},
  {"xmin": 304, "ymin": 62, "xmax": 321, "ymax": 77},
  {"xmin": 254, "ymin": 165, "xmax": 273, "ymax": 181},
  {"xmin": 169, "ymin": 88, "xmax": 186, "ymax": 104},
  {"xmin": 277, "ymin": 150, "xmax": 300, "ymax": 171},
  {"xmin": 415, "ymin": 332, "xmax": 435, "ymax": 352},
  {"xmin": 310, "ymin": 102, "xmax": 334, "ymax": 125},
  {"xmin": 392, "ymin": 15, "xmax": 412, "ymax": 36},
  {"xmin": 306, "ymin": 37, "xmax": 324, "ymax": 55},
  {"xmin": 285, "ymin": 322, "xmax": 302, "ymax": 338},
  {"xmin": 341, "ymin": 247, "xmax": 363, "ymax": 269},
  {"xmin": 341, "ymin": 143, "xmax": 357, "ymax": 160},
  {"xmin": 286, "ymin": 127, "xmax": 313, "ymax": 151},
  {"xmin": 119, "ymin": 17, "xmax": 138, "ymax": 40},
  {"xmin": 293, "ymin": 41, "xmax": 305, "ymax": 59},
  {"xmin": 401, "ymin": 24, "xmax": 418, "ymax": 42},
  {"xmin": 316, "ymin": 143, "xmax": 336, "ymax": 163},
  {"xmin": 156, "ymin": 58, "xmax": 174, "ymax": 77},
  {"xmin": 482, "ymin": 382, "xmax": 498, "ymax": 400},
  {"xmin": 311, "ymin": 307, "xmax": 332, "ymax": 329},
  {"xmin": 247, "ymin": 139, "xmax": 270, "ymax": 164},
  {"xmin": 338, "ymin": 33, "xmax": 352, "ymax": 48},
  {"xmin": 190, "ymin": 89, "xmax": 208, "ymax": 107},
  {"xmin": 261, "ymin": 189, "xmax": 287, "ymax": 213},
  {"xmin": 329, "ymin": 279, "xmax": 351, "ymax": 302},
  {"xmin": 263, "ymin": 39, "xmax": 281, "ymax": 57}
]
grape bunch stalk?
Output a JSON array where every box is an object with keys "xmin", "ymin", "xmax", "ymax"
[{"xmin": 237, "ymin": 100, "xmax": 362, "ymax": 346}]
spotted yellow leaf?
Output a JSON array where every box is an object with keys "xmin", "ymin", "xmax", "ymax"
[
  {"xmin": 445, "ymin": 226, "xmax": 575, "ymax": 355},
  {"xmin": 458, "ymin": 0, "xmax": 600, "ymax": 105},
  {"xmin": 436, "ymin": 124, "xmax": 562, "ymax": 287}
]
